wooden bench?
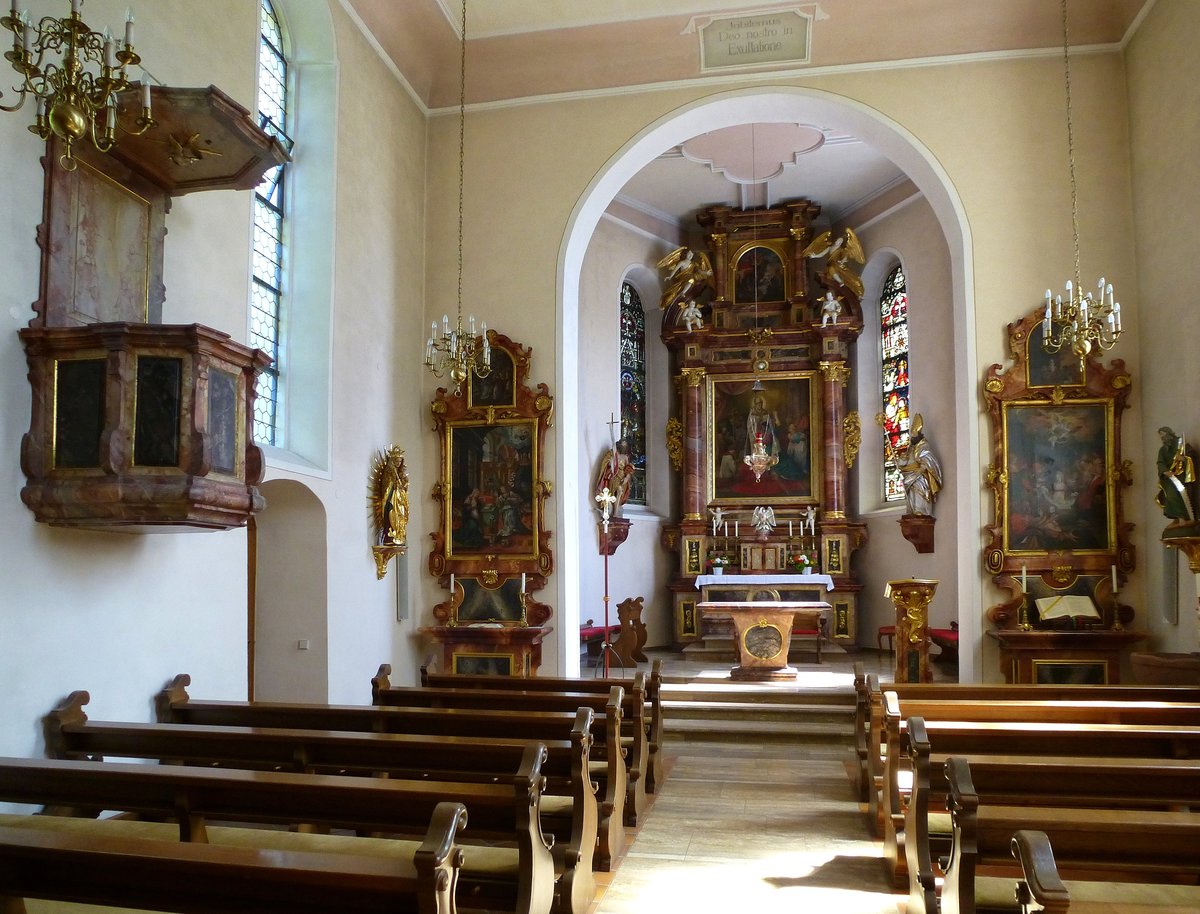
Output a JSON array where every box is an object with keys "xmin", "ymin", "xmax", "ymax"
[
  {"xmin": 903, "ymin": 717, "xmax": 1200, "ymax": 913},
  {"xmin": 0, "ymin": 820, "xmax": 463, "ymax": 914},
  {"xmin": 851, "ymin": 664, "xmax": 1200, "ymax": 810},
  {"xmin": 939, "ymin": 755, "xmax": 1200, "ymax": 914},
  {"xmin": 419, "ymin": 658, "xmax": 665, "ymax": 794},
  {"xmin": 46, "ymin": 691, "xmax": 558, "ymax": 914},
  {"xmin": 156, "ymin": 673, "xmax": 610, "ymax": 902},
  {"xmin": 0, "ymin": 755, "xmax": 469, "ymax": 914},
  {"xmin": 880, "ymin": 700, "xmax": 1200, "ymax": 886},
  {"xmin": 375, "ymin": 672, "xmax": 649, "ymax": 828}
]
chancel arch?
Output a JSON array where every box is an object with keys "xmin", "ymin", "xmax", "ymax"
[{"xmin": 557, "ymin": 86, "xmax": 982, "ymax": 680}]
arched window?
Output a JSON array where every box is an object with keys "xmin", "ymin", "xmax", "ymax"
[
  {"xmin": 619, "ymin": 281, "xmax": 647, "ymax": 506},
  {"xmin": 879, "ymin": 265, "xmax": 910, "ymax": 502},
  {"xmin": 250, "ymin": 0, "xmax": 291, "ymax": 446}
]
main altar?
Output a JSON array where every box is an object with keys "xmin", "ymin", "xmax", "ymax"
[{"xmin": 660, "ymin": 201, "xmax": 868, "ymax": 648}]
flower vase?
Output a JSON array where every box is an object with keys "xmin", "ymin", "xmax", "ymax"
[
  {"xmin": 802, "ymin": 565, "xmax": 812, "ymax": 576},
  {"xmin": 713, "ymin": 566, "xmax": 724, "ymax": 576}
]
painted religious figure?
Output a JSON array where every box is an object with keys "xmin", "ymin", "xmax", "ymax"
[
  {"xmin": 709, "ymin": 373, "xmax": 817, "ymax": 504},
  {"xmin": 449, "ymin": 422, "xmax": 535, "ymax": 556},
  {"xmin": 1003, "ymin": 403, "xmax": 1111, "ymax": 553},
  {"xmin": 594, "ymin": 439, "xmax": 635, "ymax": 518}
]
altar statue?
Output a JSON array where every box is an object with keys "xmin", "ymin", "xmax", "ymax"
[
  {"xmin": 595, "ymin": 439, "xmax": 635, "ymax": 518},
  {"xmin": 657, "ymin": 245, "xmax": 714, "ymax": 312},
  {"xmin": 899, "ymin": 414, "xmax": 942, "ymax": 517},
  {"xmin": 801, "ymin": 227, "xmax": 865, "ymax": 299},
  {"xmin": 1156, "ymin": 426, "xmax": 1198, "ymax": 530}
]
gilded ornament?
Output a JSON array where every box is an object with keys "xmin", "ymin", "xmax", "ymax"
[
  {"xmin": 984, "ymin": 378, "xmax": 1004, "ymax": 394},
  {"xmin": 747, "ymin": 327, "xmax": 774, "ymax": 344},
  {"xmin": 843, "ymin": 411, "xmax": 861, "ymax": 470},
  {"xmin": 818, "ymin": 360, "xmax": 851, "ymax": 386},
  {"xmin": 800, "ymin": 227, "xmax": 865, "ymax": 299},
  {"xmin": 481, "ymin": 569, "xmax": 499, "ymax": 585},
  {"xmin": 665, "ymin": 417, "xmax": 684, "ymax": 471},
  {"xmin": 680, "ymin": 367, "xmax": 706, "ymax": 387}
]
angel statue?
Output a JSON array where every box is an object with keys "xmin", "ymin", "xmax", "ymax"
[
  {"xmin": 369, "ymin": 445, "xmax": 409, "ymax": 547},
  {"xmin": 801, "ymin": 227, "xmax": 866, "ymax": 300},
  {"xmin": 657, "ymin": 245, "xmax": 714, "ymax": 314}
]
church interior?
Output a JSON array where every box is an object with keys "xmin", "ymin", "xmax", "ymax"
[{"xmin": 1, "ymin": 0, "xmax": 1199, "ymax": 910}]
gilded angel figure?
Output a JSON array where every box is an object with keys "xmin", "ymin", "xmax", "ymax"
[
  {"xmin": 657, "ymin": 245, "xmax": 715, "ymax": 314},
  {"xmin": 801, "ymin": 227, "xmax": 866, "ymax": 300}
]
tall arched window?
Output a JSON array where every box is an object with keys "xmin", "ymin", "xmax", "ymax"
[
  {"xmin": 619, "ymin": 281, "xmax": 647, "ymax": 506},
  {"xmin": 250, "ymin": 0, "xmax": 291, "ymax": 446},
  {"xmin": 879, "ymin": 265, "xmax": 910, "ymax": 502}
]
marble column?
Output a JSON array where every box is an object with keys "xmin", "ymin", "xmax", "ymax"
[
  {"xmin": 818, "ymin": 359, "xmax": 851, "ymax": 520},
  {"xmin": 679, "ymin": 367, "xmax": 707, "ymax": 522}
]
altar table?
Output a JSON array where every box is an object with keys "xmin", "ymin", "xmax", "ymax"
[{"xmin": 699, "ymin": 600, "xmax": 831, "ymax": 681}]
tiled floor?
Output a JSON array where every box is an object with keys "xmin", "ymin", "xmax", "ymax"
[{"xmin": 588, "ymin": 649, "xmax": 913, "ymax": 914}]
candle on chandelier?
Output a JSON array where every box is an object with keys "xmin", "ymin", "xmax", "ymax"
[
  {"xmin": 141, "ymin": 80, "xmax": 151, "ymax": 112},
  {"xmin": 71, "ymin": 0, "xmax": 80, "ymax": 15},
  {"xmin": 125, "ymin": 7, "xmax": 135, "ymax": 46},
  {"xmin": 103, "ymin": 32, "xmax": 115, "ymax": 68}
]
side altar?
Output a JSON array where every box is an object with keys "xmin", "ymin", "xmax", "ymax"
[{"xmin": 659, "ymin": 201, "xmax": 868, "ymax": 647}]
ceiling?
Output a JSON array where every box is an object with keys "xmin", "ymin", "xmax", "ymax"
[{"xmin": 346, "ymin": 0, "xmax": 1154, "ymax": 227}]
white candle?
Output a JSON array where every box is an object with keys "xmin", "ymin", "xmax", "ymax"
[
  {"xmin": 449, "ymin": 573, "xmax": 455, "ymax": 593},
  {"xmin": 141, "ymin": 80, "xmax": 151, "ymax": 111},
  {"xmin": 71, "ymin": 0, "xmax": 80, "ymax": 15},
  {"xmin": 103, "ymin": 34, "xmax": 114, "ymax": 68},
  {"xmin": 9, "ymin": 0, "xmax": 17, "ymax": 21},
  {"xmin": 788, "ymin": 521, "xmax": 793, "ymax": 537},
  {"xmin": 1111, "ymin": 564, "xmax": 1118, "ymax": 594},
  {"xmin": 1020, "ymin": 564, "xmax": 1027, "ymax": 592},
  {"xmin": 521, "ymin": 573, "xmax": 526, "ymax": 593},
  {"xmin": 734, "ymin": 521, "xmax": 739, "ymax": 537},
  {"xmin": 22, "ymin": 22, "xmax": 31, "ymax": 53},
  {"xmin": 724, "ymin": 522, "xmax": 728, "ymax": 537},
  {"xmin": 124, "ymin": 7, "xmax": 134, "ymax": 46}
]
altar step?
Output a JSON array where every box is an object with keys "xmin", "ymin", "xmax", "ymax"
[
  {"xmin": 679, "ymin": 636, "xmax": 839, "ymax": 664},
  {"xmin": 661, "ymin": 683, "xmax": 854, "ymax": 745}
]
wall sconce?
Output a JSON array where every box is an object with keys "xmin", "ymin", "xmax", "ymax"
[{"xmin": 1, "ymin": 0, "xmax": 155, "ymax": 170}]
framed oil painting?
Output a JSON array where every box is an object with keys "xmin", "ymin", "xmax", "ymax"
[
  {"xmin": 1002, "ymin": 400, "xmax": 1114, "ymax": 555},
  {"xmin": 731, "ymin": 240, "xmax": 789, "ymax": 305},
  {"xmin": 707, "ymin": 371, "xmax": 821, "ymax": 506},
  {"xmin": 468, "ymin": 342, "xmax": 516, "ymax": 410},
  {"xmin": 446, "ymin": 419, "xmax": 538, "ymax": 559},
  {"xmin": 1026, "ymin": 319, "xmax": 1083, "ymax": 388},
  {"xmin": 453, "ymin": 576, "xmax": 525, "ymax": 624}
]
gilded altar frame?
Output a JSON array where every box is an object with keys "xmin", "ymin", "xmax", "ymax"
[
  {"xmin": 429, "ymin": 331, "xmax": 554, "ymax": 627},
  {"xmin": 982, "ymin": 306, "xmax": 1133, "ymax": 629}
]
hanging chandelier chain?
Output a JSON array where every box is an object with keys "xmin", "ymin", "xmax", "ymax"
[
  {"xmin": 457, "ymin": 0, "xmax": 466, "ymax": 321},
  {"xmin": 1041, "ymin": 0, "xmax": 1122, "ymax": 372},
  {"xmin": 1061, "ymin": 0, "xmax": 1081, "ymax": 287}
]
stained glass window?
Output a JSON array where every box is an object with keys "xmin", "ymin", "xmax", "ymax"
[
  {"xmin": 880, "ymin": 265, "xmax": 910, "ymax": 502},
  {"xmin": 619, "ymin": 282, "xmax": 647, "ymax": 506},
  {"xmin": 251, "ymin": 0, "xmax": 288, "ymax": 446}
]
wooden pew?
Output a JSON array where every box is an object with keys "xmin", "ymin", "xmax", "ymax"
[
  {"xmin": 156, "ymin": 673, "xmax": 612, "ymax": 897},
  {"xmin": 880, "ymin": 698, "xmax": 1200, "ymax": 886},
  {"xmin": 855, "ymin": 669, "xmax": 1200, "ymax": 827},
  {"xmin": 0, "ymin": 818, "xmax": 464, "ymax": 914},
  {"xmin": 374, "ymin": 673, "xmax": 649, "ymax": 828},
  {"xmin": 45, "ymin": 691, "xmax": 557, "ymax": 914},
  {"xmin": 903, "ymin": 717, "xmax": 1200, "ymax": 914},
  {"xmin": 419, "ymin": 657, "xmax": 666, "ymax": 795},
  {"xmin": 939, "ymin": 756, "xmax": 1200, "ymax": 914}
]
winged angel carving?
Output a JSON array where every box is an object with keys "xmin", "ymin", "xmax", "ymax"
[
  {"xmin": 657, "ymin": 246, "xmax": 715, "ymax": 324},
  {"xmin": 801, "ymin": 227, "xmax": 866, "ymax": 300}
]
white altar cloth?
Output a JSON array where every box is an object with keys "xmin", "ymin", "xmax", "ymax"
[{"xmin": 694, "ymin": 573, "xmax": 834, "ymax": 591}]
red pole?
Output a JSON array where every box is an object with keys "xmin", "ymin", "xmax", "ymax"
[{"xmin": 602, "ymin": 524, "xmax": 611, "ymax": 677}]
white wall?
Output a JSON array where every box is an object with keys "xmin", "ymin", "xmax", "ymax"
[{"xmin": 1125, "ymin": 0, "xmax": 1200, "ymax": 651}]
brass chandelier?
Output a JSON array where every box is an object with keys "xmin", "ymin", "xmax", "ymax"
[
  {"xmin": 1, "ymin": 0, "xmax": 155, "ymax": 170},
  {"xmin": 1041, "ymin": 0, "xmax": 1121, "ymax": 369},
  {"xmin": 424, "ymin": 0, "xmax": 490, "ymax": 395}
]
